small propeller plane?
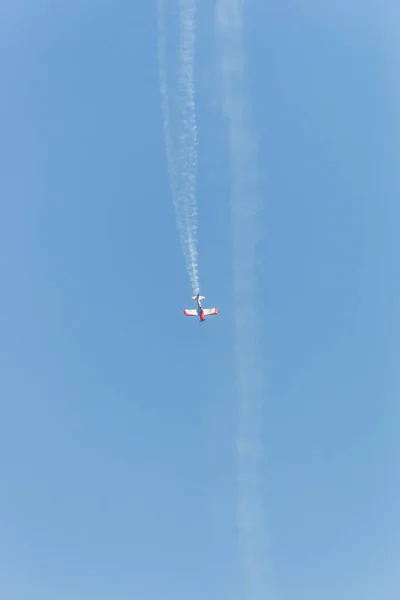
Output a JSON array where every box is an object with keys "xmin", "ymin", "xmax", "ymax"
[{"xmin": 183, "ymin": 293, "xmax": 218, "ymax": 322}]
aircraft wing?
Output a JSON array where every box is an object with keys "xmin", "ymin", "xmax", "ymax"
[
  {"xmin": 184, "ymin": 309, "xmax": 198, "ymax": 316},
  {"xmin": 202, "ymin": 308, "xmax": 218, "ymax": 316}
]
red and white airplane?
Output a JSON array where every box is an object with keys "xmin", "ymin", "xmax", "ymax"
[{"xmin": 184, "ymin": 293, "xmax": 218, "ymax": 322}]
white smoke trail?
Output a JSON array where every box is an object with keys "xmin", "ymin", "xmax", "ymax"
[
  {"xmin": 215, "ymin": 1, "xmax": 271, "ymax": 599},
  {"xmin": 157, "ymin": 0, "xmax": 200, "ymax": 294}
]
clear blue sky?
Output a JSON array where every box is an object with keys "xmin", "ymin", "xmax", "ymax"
[{"xmin": 1, "ymin": 2, "xmax": 399, "ymax": 599}]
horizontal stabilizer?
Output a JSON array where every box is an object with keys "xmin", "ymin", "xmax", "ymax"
[{"xmin": 191, "ymin": 295, "xmax": 205, "ymax": 300}]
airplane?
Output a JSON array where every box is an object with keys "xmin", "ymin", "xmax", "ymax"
[{"xmin": 183, "ymin": 293, "xmax": 218, "ymax": 322}]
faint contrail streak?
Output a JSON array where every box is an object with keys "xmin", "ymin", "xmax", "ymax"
[
  {"xmin": 215, "ymin": 1, "xmax": 270, "ymax": 598},
  {"xmin": 156, "ymin": 0, "xmax": 200, "ymax": 294}
]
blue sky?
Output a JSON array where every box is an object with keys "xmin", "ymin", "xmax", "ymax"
[{"xmin": 1, "ymin": 1, "xmax": 399, "ymax": 599}]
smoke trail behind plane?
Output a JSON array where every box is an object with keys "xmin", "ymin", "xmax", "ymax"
[
  {"xmin": 215, "ymin": 1, "xmax": 270, "ymax": 598},
  {"xmin": 157, "ymin": 0, "xmax": 200, "ymax": 294}
]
